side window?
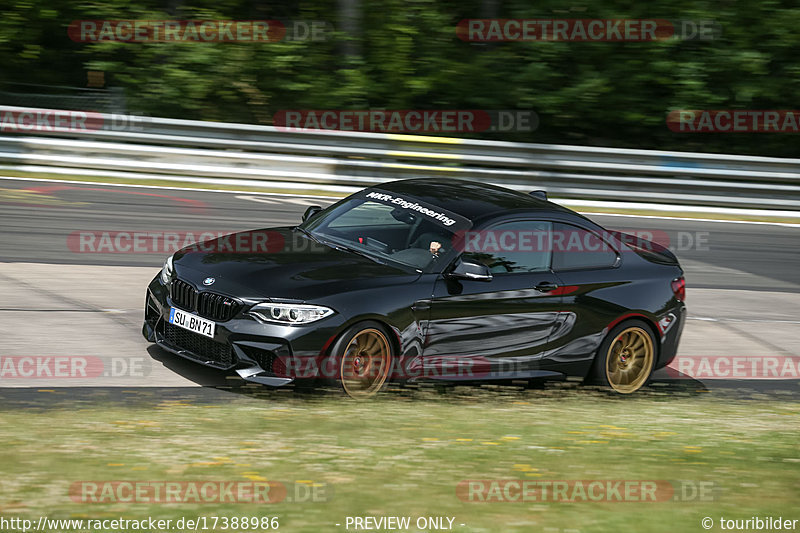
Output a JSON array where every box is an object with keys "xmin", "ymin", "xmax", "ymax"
[
  {"xmin": 551, "ymin": 222, "xmax": 618, "ymax": 271},
  {"xmin": 462, "ymin": 221, "xmax": 552, "ymax": 274}
]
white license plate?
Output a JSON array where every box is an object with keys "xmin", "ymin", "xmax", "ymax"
[{"xmin": 169, "ymin": 307, "xmax": 215, "ymax": 338}]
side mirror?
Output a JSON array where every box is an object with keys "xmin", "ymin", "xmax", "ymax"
[
  {"xmin": 529, "ymin": 190, "xmax": 547, "ymax": 201},
  {"xmin": 302, "ymin": 205, "xmax": 322, "ymax": 222},
  {"xmin": 446, "ymin": 257, "xmax": 493, "ymax": 282}
]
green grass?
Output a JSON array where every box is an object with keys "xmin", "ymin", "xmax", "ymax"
[{"xmin": 0, "ymin": 386, "xmax": 798, "ymax": 532}]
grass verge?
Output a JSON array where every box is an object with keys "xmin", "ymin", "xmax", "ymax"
[{"xmin": 0, "ymin": 386, "xmax": 797, "ymax": 533}]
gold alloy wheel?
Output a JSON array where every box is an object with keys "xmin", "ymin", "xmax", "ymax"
[
  {"xmin": 340, "ymin": 328, "xmax": 391, "ymax": 399},
  {"xmin": 605, "ymin": 326, "xmax": 654, "ymax": 393}
]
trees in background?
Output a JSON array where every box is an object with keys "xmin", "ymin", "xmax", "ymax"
[{"xmin": 1, "ymin": 0, "xmax": 799, "ymax": 157}]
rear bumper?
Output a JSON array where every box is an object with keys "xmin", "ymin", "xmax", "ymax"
[{"xmin": 655, "ymin": 302, "xmax": 686, "ymax": 369}]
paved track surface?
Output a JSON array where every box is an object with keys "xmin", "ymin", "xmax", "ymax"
[
  {"xmin": 1, "ymin": 178, "xmax": 798, "ymax": 394},
  {"xmin": 1, "ymin": 178, "xmax": 798, "ymax": 290}
]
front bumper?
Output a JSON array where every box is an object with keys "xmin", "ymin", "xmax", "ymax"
[{"xmin": 142, "ymin": 275, "xmax": 345, "ymax": 386}]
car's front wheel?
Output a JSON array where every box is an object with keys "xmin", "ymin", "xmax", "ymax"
[
  {"xmin": 330, "ymin": 322, "xmax": 394, "ymax": 399},
  {"xmin": 592, "ymin": 320, "xmax": 656, "ymax": 394}
]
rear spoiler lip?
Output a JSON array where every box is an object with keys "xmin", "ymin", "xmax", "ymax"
[{"xmin": 613, "ymin": 231, "xmax": 680, "ymax": 266}]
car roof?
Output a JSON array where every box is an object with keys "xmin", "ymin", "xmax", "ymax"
[{"xmin": 372, "ymin": 178, "xmax": 579, "ymax": 223}]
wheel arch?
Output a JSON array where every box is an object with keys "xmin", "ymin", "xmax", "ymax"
[
  {"xmin": 587, "ymin": 313, "xmax": 661, "ymax": 378},
  {"xmin": 323, "ymin": 316, "xmax": 401, "ymax": 359}
]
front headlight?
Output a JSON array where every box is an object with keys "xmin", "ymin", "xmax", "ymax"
[
  {"xmin": 249, "ymin": 303, "xmax": 334, "ymax": 325},
  {"xmin": 160, "ymin": 255, "xmax": 174, "ymax": 284}
]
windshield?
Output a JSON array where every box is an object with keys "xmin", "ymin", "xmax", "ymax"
[{"xmin": 300, "ymin": 193, "xmax": 469, "ymax": 270}]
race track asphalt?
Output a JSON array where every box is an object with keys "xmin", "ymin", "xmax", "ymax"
[{"xmin": 1, "ymin": 178, "xmax": 798, "ymax": 394}]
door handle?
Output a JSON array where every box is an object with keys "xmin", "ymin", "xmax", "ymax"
[{"xmin": 534, "ymin": 282, "xmax": 559, "ymax": 292}]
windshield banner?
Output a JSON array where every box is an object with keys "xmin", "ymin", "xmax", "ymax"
[{"xmin": 361, "ymin": 190, "xmax": 472, "ymax": 230}]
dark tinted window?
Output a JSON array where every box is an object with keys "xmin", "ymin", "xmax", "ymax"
[
  {"xmin": 326, "ymin": 201, "xmax": 405, "ymax": 228},
  {"xmin": 462, "ymin": 221, "xmax": 552, "ymax": 273},
  {"xmin": 551, "ymin": 223, "xmax": 618, "ymax": 271}
]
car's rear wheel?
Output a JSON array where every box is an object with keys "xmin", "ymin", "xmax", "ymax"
[
  {"xmin": 331, "ymin": 322, "xmax": 393, "ymax": 399},
  {"xmin": 592, "ymin": 320, "xmax": 656, "ymax": 394}
]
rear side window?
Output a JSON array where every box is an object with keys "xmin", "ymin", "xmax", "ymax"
[{"xmin": 551, "ymin": 222, "xmax": 618, "ymax": 271}]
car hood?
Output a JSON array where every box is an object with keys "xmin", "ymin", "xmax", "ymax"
[{"xmin": 172, "ymin": 226, "xmax": 421, "ymax": 301}]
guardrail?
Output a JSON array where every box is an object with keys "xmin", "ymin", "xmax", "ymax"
[{"xmin": 1, "ymin": 104, "xmax": 799, "ymax": 209}]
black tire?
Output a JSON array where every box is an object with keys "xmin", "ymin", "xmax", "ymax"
[{"xmin": 589, "ymin": 319, "xmax": 657, "ymax": 394}]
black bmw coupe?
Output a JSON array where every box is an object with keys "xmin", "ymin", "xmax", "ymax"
[{"xmin": 143, "ymin": 179, "xmax": 685, "ymax": 398}]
